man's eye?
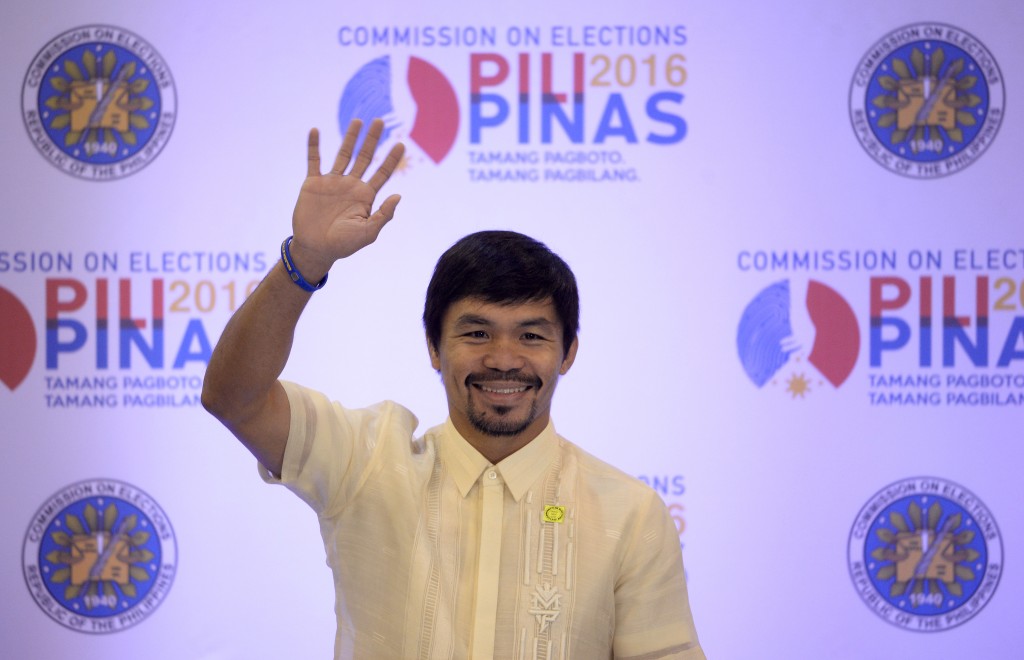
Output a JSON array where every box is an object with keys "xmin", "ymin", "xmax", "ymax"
[
  {"xmin": 464, "ymin": 331, "xmax": 488, "ymax": 339},
  {"xmin": 522, "ymin": 333, "xmax": 545, "ymax": 341}
]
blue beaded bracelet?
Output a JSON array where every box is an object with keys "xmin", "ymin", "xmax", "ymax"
[{"xmin": 280, "ymin": 236, "xmax": 328, "ymax": 292}]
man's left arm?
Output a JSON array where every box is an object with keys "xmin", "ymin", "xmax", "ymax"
[{"xmin": 613, "ymin": 491, "xmax": 706, "ymax": 660}]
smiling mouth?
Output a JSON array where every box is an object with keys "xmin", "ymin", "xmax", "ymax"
[
  {"xmin": 474, "ymin": 384, "xmax": 531, "ymax": 394},
  {"xmin": 466, "ymin": 373, "xmax": 541, "ymax": 396}
]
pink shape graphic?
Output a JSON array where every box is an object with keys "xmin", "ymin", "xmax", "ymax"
[
  {"xmin": 0, "ymin": 287, "xmax": 36, "ymax": 390},
  {"xmin": 806, "ymin": 280, "xmax": 860, "ymax": 387},
  {"xmin": 408, "ymin": 57, "xmax": 459, "ymax": 164}
]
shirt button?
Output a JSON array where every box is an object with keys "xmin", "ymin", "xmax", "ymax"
[{"xmin": 488, "ymin": 471, "xmax": 497, "ymax": 480}]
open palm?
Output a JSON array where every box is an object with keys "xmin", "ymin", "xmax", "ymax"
[{"xmin": 290, "ymin": 118, "xmax": 405, "ymax": 277}]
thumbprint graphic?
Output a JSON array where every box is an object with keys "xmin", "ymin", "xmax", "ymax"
[
  {"xmin": 737, "ymin": 279, "xmax": 860, "ymax": 393},
  {"xmin": 338, "ymin": 55, "xmax": 459, "ymax": 165}
]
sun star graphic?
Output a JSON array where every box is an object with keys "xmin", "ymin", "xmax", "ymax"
[{"xmin": 786, "ymin": 373, "xmax": 811, "ymax": 398}]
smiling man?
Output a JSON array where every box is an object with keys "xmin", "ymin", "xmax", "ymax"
[{"xmin": 202, "ymin": 118, "xmax": 704, "ymax": 659}]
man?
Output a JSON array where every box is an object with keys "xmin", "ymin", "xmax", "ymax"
[{"xmin": 202, "ymin": 118, "xmax": 704, "ymax": 659}]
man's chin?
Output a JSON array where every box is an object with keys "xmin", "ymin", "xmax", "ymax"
[{"xmin": 469, "ymin": 412, "xmax": 533, "ymax": 438}]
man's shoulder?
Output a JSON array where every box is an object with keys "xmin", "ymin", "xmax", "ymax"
[
  {"xmin": 283, "ymin": 380, "xmax": 416, "ymax": 418},
  {"xmin": 280, "ymin": 380, "xmax": 424, "ymax": 444},
  {"xmin": 557, "ymin": 434, "xmax": 658, "ymax": 500}
]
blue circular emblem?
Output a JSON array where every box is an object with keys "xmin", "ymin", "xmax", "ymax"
[
  {"xmin": 23, "ymin": 479, "xmax": 177, "ymax": 633},
  {"xmin": 22, "ymin": 26, "xmax": 176, "ymax": 180},
  {"xmin": 848, "ymin": 477, "xmax": 1001, "ymax": 631},
  {"xmin": 849, "ymin": 23, "xmax": 1003, "ymax": 178}
]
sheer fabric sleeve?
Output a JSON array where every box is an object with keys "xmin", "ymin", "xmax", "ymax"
[
  {"xmin": 258, "ymin": 381, "xmax": 418, "ymax": 517},
  {"xmin": 612, "ymin": 489, "xmax": 705, "ymax": 660}
]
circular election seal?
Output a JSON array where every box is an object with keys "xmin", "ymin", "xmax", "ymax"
[
  {"xmin": 849, "ymin": 23, "xmax": 1004, "ymax": 178},
  {"xmin": 22, "ymin": 25, "xmax": 177, "ymax": 180},
  {"xmin": 23, "ymin": 478, "xmax": 177, "ymax": 633},
  {"xmin": 848, "ymin": 477, "xmax": 1001, "ymax": 631}
]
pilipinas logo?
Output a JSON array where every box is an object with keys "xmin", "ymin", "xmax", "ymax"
[
  {"xmin": 23, "ymin": 479, "xmax": 176, "ymax": 633},
  {"xmin": 737, "ymin": 279, "xmax": 859, "ymax": 397},
  {"xmin": 849, "ymin": 22, "xmax": 1004, "ymax": 178},
  {"xmin": 338, "ymin": 55, "xmax": 459, "ymax": 166},
  {"xmin": 0, "ymin": 286, "xmax": 37, "ymax": 391},
  {"xmin": 22, "ymin": 25, "xmax": 177, "ymax": 180},
  {"xmin": 848, "ymin": 477, "xmax": 1001, "ymax": 631}
]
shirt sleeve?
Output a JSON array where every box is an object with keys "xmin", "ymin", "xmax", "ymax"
[
  {"xmin": 612, "ymin": 489, "xmax": 705, "ymax": 660},
  {"xmin": 257, "ymin": 381, "xmax": 418, "ymax": 517}
]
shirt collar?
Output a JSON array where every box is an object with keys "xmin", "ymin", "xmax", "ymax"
[{"xmin": 440, "ymin": 418, "xmax": 560, "ymax": 502}]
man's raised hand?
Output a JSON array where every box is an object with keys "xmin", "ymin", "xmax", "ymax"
[{"xmin": 289, "ymin": 118, "xmax": 405, "ymax": 280}]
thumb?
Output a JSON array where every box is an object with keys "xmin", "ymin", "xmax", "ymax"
[{"xmin": 371, "ymin": 194, "xmax": 402, "ymax": 228}]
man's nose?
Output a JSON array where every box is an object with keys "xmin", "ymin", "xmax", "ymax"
[{"xmin": 482, "ymin": 337, "xmax": 526, "ymax": 371}]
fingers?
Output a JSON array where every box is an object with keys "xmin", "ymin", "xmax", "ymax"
[
  {"xmin": 330, "ymin": 119, "xmax": 363, "ymax": 174},
  {"xmin": 348, "ymin": 118, "xmax": 384, "ymax": 178},
  {"xmin": 370, "ymin": 194, "xmax": 402, "ymax": 228},
  {"xmin": 306, "ymin": 128, "xmax": 321, "ymax": 177},
  {"xmin": 367, "ymin": 142, "xmax": 406, "ymax": 192},
  {"xmin": 325, "ymin": 118, "xmax": 404, "ymax": 189}
]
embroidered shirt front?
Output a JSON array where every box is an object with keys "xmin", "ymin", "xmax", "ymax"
[{"xmin": 260, "ymin": 381, "xmax": 704, "ymax": 660}]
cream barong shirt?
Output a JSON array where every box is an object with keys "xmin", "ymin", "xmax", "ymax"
[{"xmin": 260, "ymin": 381, "xmax": 704, "ymax": 659}]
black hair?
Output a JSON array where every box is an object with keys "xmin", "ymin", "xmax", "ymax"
[{"xmin": 423, "ymin": 230, "xmax": 580, "ymax": 357}]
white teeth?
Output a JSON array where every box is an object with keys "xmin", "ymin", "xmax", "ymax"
[{"xmin": 479, "ymin": 385, "xmax": 528, "ymax": 394}]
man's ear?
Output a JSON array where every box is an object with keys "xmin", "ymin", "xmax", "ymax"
[
  {"xmin": 559, "ymin": 337, "xmax": 579, "ymax": 375},
  {"xmin": 427, "ymin": 336, "xmax": 441, "ymax": 371}
]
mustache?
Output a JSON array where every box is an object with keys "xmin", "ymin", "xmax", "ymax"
[{"xmin": 465, "ymin": 372, "xmax": 542, "ymax": 388}]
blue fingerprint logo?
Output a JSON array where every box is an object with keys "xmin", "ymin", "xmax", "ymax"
[
  {"xmin": 737, "ymin": 280, "xmax": 794, "ymax": 387},
  {"xmin": 338, "ymin": 55, "xmax": 397, "ymax": 145}
]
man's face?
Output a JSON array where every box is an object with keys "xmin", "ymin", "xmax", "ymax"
[{"xmin": 429, "ymin": 296, "xmax": 577, "ymax": 453}]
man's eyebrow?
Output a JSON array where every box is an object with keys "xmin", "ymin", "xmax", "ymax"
[
  {"xmin": 452, "ymin": 314, "xmax": 492, "ymax": 327},
  {"xmin": 517, "ymin": 317, "xmax": 557, "ymax": 329},
  {"xmin": 451, "ymin": 314, "xmax": 557, "ymax": 329}
]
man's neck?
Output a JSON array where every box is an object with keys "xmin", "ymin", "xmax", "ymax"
[{"xmin": 450, "ymin": 417, "xmax": 549, "ymax": 464}]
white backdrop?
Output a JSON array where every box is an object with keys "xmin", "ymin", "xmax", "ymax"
[{"xmin": 1, "ymin": 0, "xmax": 1021, "ymax": 658}]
